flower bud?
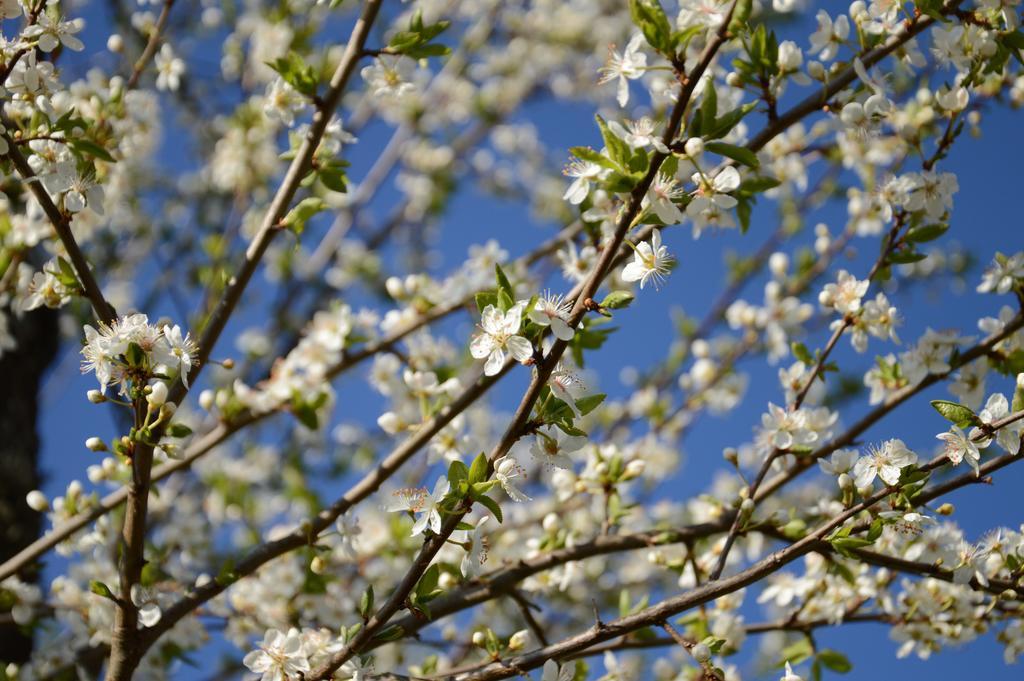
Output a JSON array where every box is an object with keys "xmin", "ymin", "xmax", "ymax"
[
  {"xmin": 377, "ymin": 411, "xmax": 401, "ymax": 435},
  {"xmin": 26, "ymin": 490, "xmax": 49, "ymax": 512},
  {"xmin": 807, "ymin": 61, "xmax": 825, "ymax": 80},
  {"xmin": 199, "ymin": 389, "xmax": 215, "ymax": 411},
  {"xmin": 937, "ymin": 503, "xmax": 955, "ymax": 516},
  {"xmin": 310, "ymin": 556, "xmax": 327, "ymax": 574},
  {"xmin": 725, "ymin": 72, "xmax": 742, "ymax": 87},
  {"xmin": 684, "ymin": 137, "xmax": 704, "ymax": 158},
  {"xmin": 837, "ymin": 473, "xmax": 853, "ymax": 491},
  {"xmin": 87, "ymin": 465, "xmax": 105, "ymax": 483},
  {"xmin": 723, "ymin": 447, "xmax": 738, "ymax": 466},
  {"xmin": 67, "ymin": 480, "xmax": 82, "ymax": 498},
  {"xmin": 1017, "ymin": 373, "xmax": 1024, "ymax": 390},
  {"xmin": 471, "ymin": 631, "xmax": 486, "ymax": 646},
  {"xmin": 508, "ymin": 629, "xmax": 530, "ymax": 650},
  {"xmin": 87, "ymin": 389, "xmax": 106, "ymax": 404},
  {"xmin": 542, "ymin": 513, "xmax": 559, "ymax": 532},
  {"xmin": 691, "ymin": 642, "xmax": 712, "ymax": 663},
  {"xmin": 622, "ymin": 459, "xmax": 646, "ymax": 481},
  {"xmin": 740, "ymin": 498, "xmax": 755, "ymax": 515},
  {"xmin": 769, "ymin": 252, "xmax": 789, "ymax": 278},
  {"xmin": 148, "ymin": 381, "xmax": 168, "ymax": 407},
  {"xmin": 86, "ymin": 437, "xmax": 107, "ymax": 452},
  {"xmin": 857, "ymin": 484, "xmax": 874, "ymax": 499},
  {"xmin": 107, "ymin": 34, "xmax": 124, "ymax": 53},
  {"xmin": 385, "ymin": 276, "xmax": 405, "ymax": 299}
]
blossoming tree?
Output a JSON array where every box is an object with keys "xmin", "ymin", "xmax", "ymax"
[{"xmin": 2, "ymin": 0, "xmax": 1024, "ymax": 680}]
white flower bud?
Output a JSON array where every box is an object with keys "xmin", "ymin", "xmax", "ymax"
[
  {"xmin": 377, "ymin": 411, "xmax": 401, "ymax": 435},
  {"xmin": 26, "ymin": 490, "xmax": 49, "ymax": 512},
  {"xmin": 385, "ymin": 276, "xmax": 405, "ymax": 299},
  {"xmin": 838, "ymin": 473, "xmax": 853, "ymax": 491},
  {"xmin": 542, "ymin": 513, "xmax": 560, "ymax": 532},
  {"xmin": 86, "ymin": 437, "xmax": 107, "ymax": 452},
  {"xmin": 691, "ymin": 642, "xmax": 712, "ymax": 663},
  {"xmin": 310, "ymin": 556, "xmax": 327, "ymax": 574},
  {"xmin": 740, "ymin": 498, "xmax": 755, "ymax": 515},
  {"xmin": 778, "ymin": 41, "xmax": 803, "ymax": 72},
  {"xmin": 769, "ymin": 252, "xmax": 789, "ymax": 278},
  {"xmin": 623, "ymin": 459, "xmax": 646, "ymax": 480},
  {"xmin": 725, "ymin": 72, "xmax": 742, "ymax": 87},
  {"xmin": 67, "ymin": 480, "xmax": 83, "ymax": 498},
  {"xmin": 107, "ymin": 34, "xmax": 124, "ymax": 53},
  {"xmin": 508, "ymin": 630, "xmax": 530, "ymax": 650},
  {"xmin": 471, "ymin": 631, "xmax": 486, "ymax": 646},
  {"xmin": 102, "ymin": 457, "xmax": 118, "ymax": 475},
  {"xmin": 691, "ymin": 339, "xmax": 711, "ymax": 359},
  {"xmin": 87, "ymin": 465, "xmax": 105, "ymax": 484},
  {"xmin": 148, "ymin": 381, "xmax": 168, "ymax": 407},
  {"xmin": 1017, "ymin": 373, "xmax": 1024, "ymax": 390},
  {"xmin": 807, "ymin": 61, "xmax": 825, "ymax": 80},
  {"xmin": 857, "ymin": 484, "xmax": 874, "ymax": 498},
  {"xmin": 849, "ymin": 1, "xmax": 867, "ymax": 20},
  {"xmin": 684, "ymin": 137, "xmax": 704, "ymax": 158},
  {"xmin": 199, "ymin": 389, "xmax": 215, "ymax": 411},
  {"xmin": 723, "ymin": 447, "xmax": 738, "ymax": 465},
  {"xmin": 87, "ymin": 389, "xmax": 106, "ymax": 404}
]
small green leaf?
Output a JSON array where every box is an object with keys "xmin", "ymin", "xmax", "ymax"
[
  {"xmin": 475, "ymin": 493, "xmax": 503, "ymax": 523},
  {"xmin": 494, "ymin": 264, "xmax": 514, "ymax": 297},
  {"xmin": 930, "ymin": 400, "xmax": 979, "ymax": 428},
  {"xmin": 704, "ymin": 141, "xmax": 759, "ymax": 168},
  {"xmin": 167, "ymin": 423, "xmax": 193, "ymax": 438},
  {"xmin": 90, "ymin": 580, "xmax": 116, "ymax": 600},
  {"xmin": 468, "ymin": 452, "xmax": 488, "ymax": 485},
  {"xmin": 575, "ymin": 393, "xmax": 606, "ymax": 416},
  {"xmin": 282, "ymin": 197, "xmax": 327, "ymax": 235},
  {"xmin": 628, "ymin": 0, "xmax": 673, "ymax": 54},
  {"xmin": 905, "ymin": 223, "xmax": 949, "ymax": 243},
  {"xmin": 817, "ymin": 649, "xmax": 852, "ymax": 673},
  {"xmin": 601, "ymin": 290, "xmax": 635, "ymax": 310},
  {"xmin": 359, "ymin": 586, "xmax": 374, "ymax": 618},
  {"xmin": 371, "ymin": 624, "xmax": 405, "ymax": 643},
  {"xmin": 448, "ymin": 460, "xmax": 469, "ymax": 486}
]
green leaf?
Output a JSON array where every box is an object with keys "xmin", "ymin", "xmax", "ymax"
[
  {"xmin": 575, "ymin": 393, "xmax": 606, "ymax": 416},
  {"xmin": 90, "ymin": 580, "xmax": 116, "ymax": 601},
  {"xmin": 704, "ymin": 141, "xmax": 759, "ymax": 168},
  {"xmin": 791, "ymin": 342, "xmax": 813, "ymax": 365},
  {"xmin": 55, "ymin": 256, "xmax": 80, "ymax": 289},
  {"xmin": 416, "ymin": 564, "xmax": 441, "ymax": 601},
  {"xmin": 495, "ymin": 264, "xmax": 514, "ymax": 297},
  {"xmin": 830, "ymin": 536, "xmax": 874, "ymax": 558},
  {"xmin": 571, "ymin": 146, "xmax": 619, "ymax": 170},
  {"xmin": 371, "ymin": 624, "xmax": 405, "ymax": 643},
  {"xmin": 319, "ymin": 165, "xmax": 348, "ymax": 193},
  {"xmin": 448, "ymin": 460, "xmax": 469, "ymax": 486},
  {"xmin": 468, "ymin": 452, "xmax": 488, "ymax": 485},
  {"xmin": 359, "ymin": 585, "xmax": 374, "ymax": 618},
  {"xmin": 629, "ymin": 0, "xmax": 673, "ymax": 54},
  {"xmin": 700, "ymin": 81, "xmax": 718, "ymax": 128},
  {"xmin": 886, "ymin": 250, "xmax": 928, "ymax": 265},
  {"xmin": 282, "ymin": 197, "xmax": 327, "ymax": 235},
  {"xmin": 817, "ymin": 649, "xmax": 852, "ymax": 673},
  {"xmin": 267, "ymin": 52, "xmax": 319, "ymax": 97},
  {"xmin": 596, "ymin": 115, "xmax": 632, "ymax": 169},
  {"xmin": 70, "ymin": 139, "xmax": 116, "ymax": 163},
  {"xmin": 779, "ymin": 637, "xmax": 814, "ymax": 665},
  {"xmin": 930, "ymin": 400, "xmax": 979, "ymax": 428},
  {"xmin": 475, "ymin": 291, "xmax": 497, "ymax": 312},
  {"xmin": 705, "ymin": 102, "xmax": 759, "ymax": 140},
  {"xmin": 601, "ymin": 290, "xmax": 635, "ymax": 310},
  {"xmin": 905, "ymin": 223, "xmax": 948, "ymax": 243},
  {"xmin": 475, "ymin": 493, "xmax": 503, "ymax": 523},
  {"xmin": 167, "ymin": 423, "xmax": 193, "ymax": 438}
]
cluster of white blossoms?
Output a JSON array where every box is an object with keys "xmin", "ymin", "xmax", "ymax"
[
  {"xmin": 6, "ymin": 1, "xmax": 1024, "ymax": 681},
  {"xmin": 80, "ymin": 314, "xmax": 197, "ymax": 393}
]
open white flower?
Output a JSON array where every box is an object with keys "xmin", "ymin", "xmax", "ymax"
[
  {"xmin": 529, "ymin": 292, "xmax": 575, "ymax": 341},
  {"xmin": 130, "ymin": 584, "xmax": 162, "ymax": 628},
  {"xmin": 493, "ymin": 456, "xmax": 531, "ymax": 502},
  {"xmin": 459, "ymin": 516, "xmax": 489, "ymax": 578},
  {"xmin": 154, "ymin": 324, "xmax": 199, "ymax": 388},
  {"xmin": 597, "ymin": 33, "xmax": 647, "ymax": 107},
  {"xmin": 470, "ymin": 304, "xmax": 533, "ymax": 376},
  {"xmin": 621, "ymin": 229, "xmax": 673, "ymax": 290},
  {"xmin": 937, "ymin": 425, "xmax": 981, "ymax": 474},
  {"xmin": 386, "ymin": 476, "xmax": 450, "ymax": 536},
  {"xmin": 853, "ymin": 439, "xmax": 917, "ymax": 488},
  {"xmin": 530, "ymin": 429, "xmax": 587, "ymax": 469},
  {"xmin": 242, "ymin": 628, "xmax": 310, "ymax": 681}
]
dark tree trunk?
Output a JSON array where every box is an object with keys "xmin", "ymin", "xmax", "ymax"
[{"xmin": 0, "ymin": 305, "xmax": 59, "ymax": 664}]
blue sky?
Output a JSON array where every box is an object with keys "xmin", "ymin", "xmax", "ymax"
[{"xmin": 26, "ymin": 4, "xmax": 1024, "ymax": 679}]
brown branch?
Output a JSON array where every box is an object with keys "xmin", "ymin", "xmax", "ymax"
[{"xmin": 125, "ymin": 0, "xmax": 175, "ymax": 90}]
